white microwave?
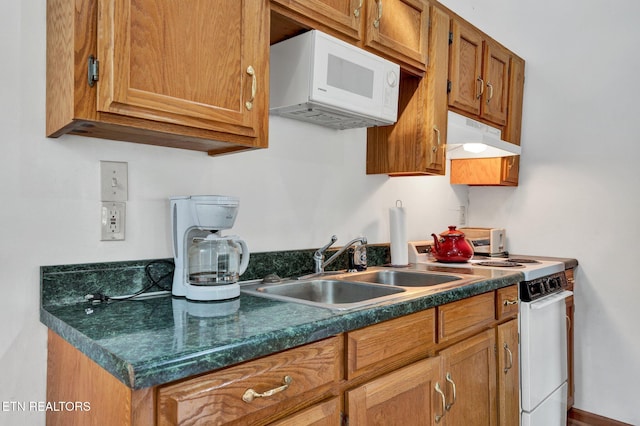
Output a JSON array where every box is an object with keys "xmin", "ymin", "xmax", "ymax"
[{"xmin": 269, "ymin": 30, "xmax": 400, "ymax": 130}]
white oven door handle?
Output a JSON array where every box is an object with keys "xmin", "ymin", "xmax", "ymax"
[{"xmin": 529, "ymin": 290, "xmax": 573, "ymax": 310}]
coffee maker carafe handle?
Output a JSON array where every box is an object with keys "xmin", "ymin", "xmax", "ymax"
[{"xmin": 233, "ymin": 238, "xmax": 250, "ymax": 275}]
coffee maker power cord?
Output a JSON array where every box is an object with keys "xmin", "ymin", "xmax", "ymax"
[{"xmin": 85, "ymin": 260, "xmax": 175, "ymax": 303}]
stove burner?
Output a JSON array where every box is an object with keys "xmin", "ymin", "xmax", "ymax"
[
  {"xmin": 506, "ymin": 258, "xmax": 541, "ymax": 264},
  {"xmin": 475, "ymin": 261, "xmax": 525, "ymax": 268}
]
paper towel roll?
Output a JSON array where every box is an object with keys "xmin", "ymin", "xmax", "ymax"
[{"xmin": 389, "ymin": 204, "xmax": 408, "ymax": 266}]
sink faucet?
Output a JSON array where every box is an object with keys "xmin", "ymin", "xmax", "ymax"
[{"xmin": 314, "ymin": 235, "xmax": 367, "ymax": 274}]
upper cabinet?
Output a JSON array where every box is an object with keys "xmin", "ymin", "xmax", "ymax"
[
  {"xmin": 47, "ymin": 0, "xmax": 270, "ymax": 156},
  {"xmin": 448, "ymin": 18, "xmax": 510, "ymax": 126},
  {"xmin": 271, "ymin": 0, "xmax": 430, "ymax": 75},
  {"xmin": 450, "ymin": 51, "xmax": 525, "ymax": 186},
  {"xmin": 367, "ymin": 3, "xmax": 450, "ymax": 176}
]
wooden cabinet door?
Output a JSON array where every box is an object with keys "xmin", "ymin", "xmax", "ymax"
[
  {"xmin": 496, "ymin": 319, "xmax": 519, "ymax": 426},
  {"xmin": 448, "ymin": 19, "xmax": 483, "ymax": 116},
  {"xmin": 270, "ymin": 398, "xmax": 341, "ymax": 426},
  {"xmin": 366, "ymin": 4, "xmax": 448, "ymax": 176},
  {"xmin": 270, "ymin": 0, "xmax": 362, "ymax": 41},
  {"xmin": 347, "ymin": 356, "xmax": 443, "ymax": 426},
  {"xmin": 97, "ymin": 0, "xmax": 268, "ymax": 141},
  {"xmin": 439, "ymin": 329, "xmax": 497, "ymax": 426},
  {"xmin": 364, "ymin": 0, "xmax": 429, "ymax": 75},
  {"xmin": 481, "ymin": 41, "xmax": 510, "ymax": 125},
  {"xmin": 422, "ymin": 4, "xmax": 450, "ymax": 175}
]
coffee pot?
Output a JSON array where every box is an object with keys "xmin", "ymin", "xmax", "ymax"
[
  {"xmin": 431, "ymin": 226, "xmax": 474, "ymax": 263},
  {"xmin": 188, "ymin": 234, "xmax": 249, "ymax": 285}
]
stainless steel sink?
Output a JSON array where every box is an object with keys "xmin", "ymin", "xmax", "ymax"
[
  {"xmin": 241, "ymin": 279, "xmax": 406, "ymax": 310},
  {"xmin": 241, "ymin": 267, "xmax": 485, "ymax": 311},
  {"xmin": 343, "ymin": 270, "xmax": 463, "ymax": 287}
]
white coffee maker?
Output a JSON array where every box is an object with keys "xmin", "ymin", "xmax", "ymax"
[{"xmin": 170, "ymin": 195, "xmax": 250, "ymax": 301}]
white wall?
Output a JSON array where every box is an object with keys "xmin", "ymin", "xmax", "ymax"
[
  {"xmin": 439, "ymin": 0, "xmax": 640, "ymax": 423},
  {"xmin": 0, "ymin": 3, "xmax": 467, "ymax": 425}
]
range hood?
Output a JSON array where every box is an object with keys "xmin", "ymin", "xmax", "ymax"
[{"xmin": 446, "ymin": 111, "xmax": 521, "ymax": 159}]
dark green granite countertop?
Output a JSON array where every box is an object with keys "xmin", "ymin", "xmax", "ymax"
[{"xmin": 40, "ymin": 263, "xmax": 522, "ymax": 390}]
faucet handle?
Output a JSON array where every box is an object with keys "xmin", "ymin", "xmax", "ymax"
[{"xmin": 315, "ymin": 235, "xmax": 338, "ymax": 257}]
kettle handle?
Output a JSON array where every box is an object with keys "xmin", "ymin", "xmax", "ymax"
[{"xmin": 234, "ymin": 239, "xmax": 250, "ymax": 275}]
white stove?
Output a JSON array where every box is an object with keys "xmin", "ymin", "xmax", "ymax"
[{"xmin": 407, "ymin": 241, "xmax": 564, "ymax": 280}]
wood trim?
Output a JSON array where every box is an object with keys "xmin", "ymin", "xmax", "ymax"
[
  {"xmin": 46, "ymin": 330, "xmax": 154, "ymax": 426},
  {"xmin": 568, "ymin": 408, "xmax": 634, "ymax": 426}
]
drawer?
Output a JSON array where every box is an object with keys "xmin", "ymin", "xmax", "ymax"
[
  {"xmin": 437, "ymin": 292, "xmax": 495, "ymax": 344},
  {"xmin": 496, "ymin": 285, "xmax": 519, "ymax": 320},
  {"xmin": 346, "ymin": 309, "xmax": 436, "ymax": 379},
  {"xmin": 157, "ymin": 337, "xmax": 341, "ymax": 425}
]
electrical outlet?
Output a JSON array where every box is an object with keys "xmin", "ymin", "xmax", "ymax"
[
  {"xmin": 459, "ymin": 205, "xmax": 467, "ymax": 225},
  {"xmin": 101, "ymin": 202, "xmax": 126, "ymax": 241}
]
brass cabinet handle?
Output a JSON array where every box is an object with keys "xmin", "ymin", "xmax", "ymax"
[
  {"xmin": 354, "ymin": 0, "xmax": 363, "ymax": 17},
  {"xmin": 434, "ymin": 126, "xmax": 441, "ymax": 147},
  {"xmin": 242, "ymin": 375, "xmax": 292, "ymax": 402},
  {"xmin": 566, "ymin": 315, "xmax": 572, "ymax": 332},
  {"xmin": 503, "ymin": 299, "xmax": 518, "ymax": 306},
  {"xmin": 430, "ymin": 127, "xmax": 441, "ymax": 165},
  {"xmin": 245, "ymin": 66, "xmax": 257, "ymax": 111},
  {"xmin": 477, "ymin": 77, "xmax": 484, "ymax": 99},
  {"xmin": 445, "ymin": 372, "xmax": 457, "ymax": 411},
  {"xmin": 434, "ymin": 382, "xmax": 446, "ymax": 423},
  {"xmin": 374, "ymin": 0, "xmax": 383, "ymax": 28},
  {"xmin": 504, "ymin": 343, "xmax": 514, "ymax": 374},
  {"xmin": 486, "ymin": 82, "xmax": 494, "ymax": 103}
]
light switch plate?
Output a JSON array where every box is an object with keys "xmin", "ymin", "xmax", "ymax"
[
  {"xmin": 100, "ymin": 161, "xmax": 128, "ymax": 202},
  {"xmin": 101, "ymin": 202, "xmax": 126, "ymax": 241}
]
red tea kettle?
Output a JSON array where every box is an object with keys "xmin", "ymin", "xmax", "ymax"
[{"xmin": 431, "ymin": 226, "xmax": 474, "ymax": 263}]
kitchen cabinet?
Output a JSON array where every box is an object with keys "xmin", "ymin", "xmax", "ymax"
[
  {"xmin": 448, "ymin": 18, "xmax": 509, "ymax": 126},
  {"xmin": 270, "ymin": 0, "xmax": 430, "ymax": 76},
  {"xmin": 47, "ymin": 286, "xmax": 519, "ymax": 425},
  {"xmin": 346, "ymin": 356, "xmax": 443, "ymax": 425},
  {"xmin": 450, "ymin": 54, "xmax": 525, "ymax": 186},
  {"xmin": 366, "ymin": 4, "xmax": 450, "ymax": 176},
  {"xmin": 46, "ymin": 0, "xmax": 269, "ymax": 156},
  {"xmin": 439, "ymin": 329, "xmax": 497, "ymax": 425},
  {"xmin": 496, "ymin": 319, "xmax": 519, "ymax": 426},
  {"xmin": 156, "ymin": 336, "xmax": 341, "ymax": 425}
]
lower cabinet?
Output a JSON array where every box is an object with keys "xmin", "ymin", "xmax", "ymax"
[
  {"xmin": 346, "ymin": 356, "xmax": 443, "ymax": 425},
  {"xmin": 497, "ymin": 318, "xmax": 519, "ymax": 426},
  {"xmin": 46, "ymin": 287, "xmax": 521, "ymax": 425},
  {"xmin": 438, "ymin": 329, "xmax": 497, "ymax": 425}
]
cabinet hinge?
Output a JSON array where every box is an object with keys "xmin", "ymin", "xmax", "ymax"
[
  {"xmin": 341, "ymin": 412, "xmax": 349, "ymax": 426},
  {"xmin": 449, "ymin": 31, "xmax": 453, "ymax": 44},
  {"xmin": 494, "ymin": 343, "xmax": 497, "ymax": 354},
  {"xmin": 447, "ymin": 80, "xmax": 452, "ymax": 93},
  {"xmin": 88, "ymin": 55, "xmax": 99, "ymax": 87}
]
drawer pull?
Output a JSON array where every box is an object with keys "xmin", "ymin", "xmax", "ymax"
[
  {"xmin": 503, "ymin": 299, "xmax": 518, "ymax": 306},
  {"xmin": 242, "ymin": 375, "xmax": 293, "ymax": 403}
]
